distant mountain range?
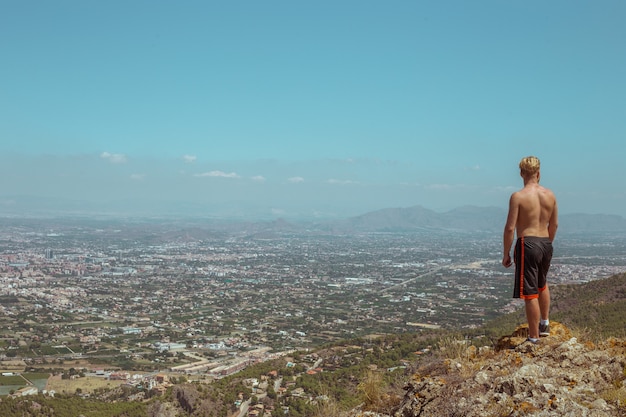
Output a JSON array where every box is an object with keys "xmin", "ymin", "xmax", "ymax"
[
  {"xmin": 225, "ymin": 205, "xmax": 626, "ymax": 235},
  {"xmin": 1, "ymin": 197, "xmax": 625, "ymax": 234},
  {"xmin": 324, "ymin": 205, "xmax": 626, "ymax": 234}
]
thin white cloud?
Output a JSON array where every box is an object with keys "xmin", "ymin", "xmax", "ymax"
[
  {"xmin": 426, "ymin": 183, "xmax": 454, "ymax": 190},
  {"xmin": 100, "ymin": 152, "xmax": 127, "ymax": 164},
  {"xmin": 0, "ymin": 199, "xmax": 16, "ymax": 206},
  {"xmin": 182, "ymin": 154, "xmax": 197, "ymax": 163},
  {"xmin": 466, "ymin": 164, "xmax": 481, "ymax": 171},
  {"xmin": 494, "ymin": 185, "xmax": 517, "ymax": 192},
  {"xmin": 425, "ymin": 183, "xmax": 485, "ymax": 192},
  {"xmin": 130, "ymin": 173, "xmax": 146, "ymax": 181},
  {"xmin": 288, "ymin": 176, "xmax": 305, "ymax": 183},
  {"xmin": 194, "ymin": 170, "xmax": 240, "ymax": 178},
  {"xmin": 327, "ymin": 179, "xmax": 359, "ymax": 185},
  {"xmin": 251, "ymin": 175, "xmax": 266, "ymax": 182}
]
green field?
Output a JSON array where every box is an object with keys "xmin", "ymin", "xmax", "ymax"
[
  {"xmin": 0, "ymin": 372, "xmax": 51, "ymax": 394},
  {"xmin": 0, "ymin": 375, "xmax": 25, "ymax": 386}
]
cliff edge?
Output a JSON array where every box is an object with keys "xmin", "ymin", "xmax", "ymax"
[{"xmin": 352, "ymin": 322, "xmax": 626, "ymax": 417}]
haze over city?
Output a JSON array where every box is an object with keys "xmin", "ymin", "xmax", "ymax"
[{"xmin": 1, "ymin": 1, "xmax": 625, "ymax": 219}]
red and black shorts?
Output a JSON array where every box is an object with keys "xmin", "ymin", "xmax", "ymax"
[{"xmin": 513, "ymin": 236, "xmax": 553, "ymax": 299}]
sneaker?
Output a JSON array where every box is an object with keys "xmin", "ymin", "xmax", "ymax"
[
  {"xmin": 539, "ymin": 323, "xmax": 550, "ymax": 337},
  {"xmin": 526, "ymin": 338, "xmax": 540, "ymax": 345}
]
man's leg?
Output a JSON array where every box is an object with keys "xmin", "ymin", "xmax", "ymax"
[
  {"xmin": 539, "ymin": 284, "xmax": 550, "ymax": 321},
  {"xmin": 525, "ymin": 298, "xmax": 540, "ymax": 339},
  {"xmin": 538, "ymin": 285, "xmax": 550, "ymax": 336}
]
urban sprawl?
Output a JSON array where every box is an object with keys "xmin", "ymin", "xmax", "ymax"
[{"xmin": 1, "ymin": 219, "xmax": 625, "ymax": 401}]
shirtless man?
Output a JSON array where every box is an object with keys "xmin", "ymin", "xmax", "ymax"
[{"xmin": 502, "ymin": 156, "xmax": 558, "ymax": 343}]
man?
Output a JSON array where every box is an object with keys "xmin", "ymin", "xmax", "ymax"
[{"xmin": 502, "ymin": 156, "xmax": 558, "ymax": 344}]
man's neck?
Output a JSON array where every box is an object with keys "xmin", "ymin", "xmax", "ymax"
[{"xmin": 523, "ymin": 175, "xmax": 540, "ymax": 187}]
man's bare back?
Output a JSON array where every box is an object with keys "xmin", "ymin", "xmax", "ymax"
[{"xmin": 510, "ymin": 183, "xmax": 557, "ymax": 239}]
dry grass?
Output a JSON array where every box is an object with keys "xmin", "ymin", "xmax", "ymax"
[
  {"xmin": 568, "ymin": 325, "xmax": 599, "ymax": 345},
  {"xmin": 356, "ymin": 369, "xmax": 402, "ymax": 415},
  {"xmin": 601, "ymin": 385, "xmax": 626, "ymax": 410},
  {"xmin": 46, "ymin": 374, "xmax": 126, "ymax": 394},
  {"xmin": 435, "ymin": 336, "xmax": 499, "ymax": 379},
  {"xmin": 436, "ymin": 336, "xmax": 470, "ymax": 361},
  {"xmin": 357, "ymin": 370, "xmax": 384, "ymax": 408},
  {"xmin": 0, "ymin": 360, "xmax": 27, "ymax": 371},
  {"xmin": 313, "ymin": 394, "xmax": 342, "ymax": 417}
]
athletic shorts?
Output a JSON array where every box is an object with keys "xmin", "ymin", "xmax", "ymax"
[{"xmin": 513, "ymin": 236, "xmax": 553, "ymax": 299}]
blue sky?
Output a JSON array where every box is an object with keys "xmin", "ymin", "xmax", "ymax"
[{"xmin": 1, "ymin": 1, "xmax": 625, "ymax": 219}]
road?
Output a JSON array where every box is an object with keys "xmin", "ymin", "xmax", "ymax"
[{"xmin": 380, "ymin": 266, "xmax": 443, "ymax": 293}]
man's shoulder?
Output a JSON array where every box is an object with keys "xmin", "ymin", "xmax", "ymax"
[
  {"xmin": 509, "ymin": 189, "xmax": 526, "ymax": 203},
  {"xmin": 539, "ymin": 185, "xmax": 556, "ymax": 197}
]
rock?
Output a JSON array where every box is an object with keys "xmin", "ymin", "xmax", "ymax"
[
  {"xmin": 388, "ymin": 322, "xmax": 626, "ymax": 417},
  {"xmin": 474, "ymin": 370, "xmax": 490, "ymax": 386},
  {"xmin": 590, "ymin": 398, "xmax": 609, "ymax": 410}
]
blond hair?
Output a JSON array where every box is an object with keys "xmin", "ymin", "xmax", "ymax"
[{"xmin": 519, "ymin": 156, "xmax": 540, "ymax": 177}]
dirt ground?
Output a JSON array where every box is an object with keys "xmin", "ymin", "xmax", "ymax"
[
  {"xmin": 0, "ymin": 360, "xmax": 27, "ymax": 371},
  {"xmin": 46, "ymin": 374, "xmax": 126, "ymax": 394}
]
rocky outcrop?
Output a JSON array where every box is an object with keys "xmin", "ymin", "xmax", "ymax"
[{"xmin": 352, "ymin": 322, "xmax": 626, "ymax": 417}]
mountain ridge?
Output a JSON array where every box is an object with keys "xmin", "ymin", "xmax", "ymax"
[{"xmin": 327, "ymin": 205, "xmax": 626, "ymax": 234}]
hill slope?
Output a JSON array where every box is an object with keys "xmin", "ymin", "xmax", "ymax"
[
  {"xmin": 381, "ymin": 322, "xmax": 626, "ymax": 417},
  {"xmin": 480, "ymin": 273, "xmax": 626, "ymax": 340},
  {"xmin": 351, "ymin": 273, "xmax": 626, "ymax": 417}
]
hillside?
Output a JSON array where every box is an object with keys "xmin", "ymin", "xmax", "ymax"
[
  {"xmin": 551, "ymin": 273, "xmax": 626, "ymax": 338},
  {"xmin": 351, "ymin": 273, "xmax": 626, "ymax": 417},
  {"xmin": 479, "ymin": 272, "xmax": 626, "ymax": 341}
]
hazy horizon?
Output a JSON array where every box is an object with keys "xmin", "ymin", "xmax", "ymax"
[{"xmin": 0, "ymin": 194, "xmax": 623, "ymax": 223}]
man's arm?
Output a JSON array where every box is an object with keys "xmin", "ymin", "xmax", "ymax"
[
  {"xmin": 548, "ymin": 199, "xmax": 558, "ymax": 242},
  {"xmin": 502, "ymin": 193, "xmax": 518, "ymax": 268}
]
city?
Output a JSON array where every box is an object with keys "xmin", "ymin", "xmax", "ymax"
[{"xmin": 1, "ymin": 217, "xmax": 625, "ymax": 405}]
